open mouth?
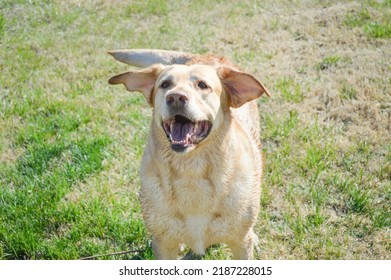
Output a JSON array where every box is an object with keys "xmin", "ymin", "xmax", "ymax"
[{"xmin": 162, "ymin": 115, "xmax": 212, "ymax": 152}]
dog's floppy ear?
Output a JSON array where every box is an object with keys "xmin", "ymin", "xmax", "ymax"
[
  {"xmin": 108, "ymin": 64, "xmax": 165, "ymax": 106},
  {"xmin": 217, "ymin": 67, "xmax": 271, "ymax": 108},
  {"xmin": 108, "ymin": 49, "xmax": 195, "ymax": 67}
]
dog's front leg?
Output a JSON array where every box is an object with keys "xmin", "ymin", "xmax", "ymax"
[
  {"xmin": 228, "ymin": 229, "xmax": 258, "ymax": 260},
  {"xmin": 152, "ymin": 237, "xmax": 179, "ymax": 260}
]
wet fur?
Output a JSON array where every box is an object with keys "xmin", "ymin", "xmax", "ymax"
[{"xmin": 108, "ymin": 50, "xmax": 269, "ymax": 259}]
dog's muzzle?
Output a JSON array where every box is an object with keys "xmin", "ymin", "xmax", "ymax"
[{"xmin": 162, "ymin": 115, "xmax": 212, "ymax": 152}]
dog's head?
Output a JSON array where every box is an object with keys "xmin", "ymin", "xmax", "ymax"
[{"xmin": 108, "ymin": 49, "xmax": 270, "ymax": 153}]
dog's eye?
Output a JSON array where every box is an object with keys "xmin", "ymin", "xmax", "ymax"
[
  {"xmin": 197, "ymin": 81, "xmax": 209, "ymax": 89},
  {"xmin": 160, "ymin": 80, "xmax": 171, "ymax": 89}
]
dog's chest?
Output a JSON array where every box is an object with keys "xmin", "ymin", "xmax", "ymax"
[
  {"xmin": 140, "ymin": 142, "xmax": 255, "ymax": 253},
  {"xmin": 171, "ymin": 177, "xmax": 216, "ymax": 215},
  {"xmin": 168, "ymin": 173, "xmax": 227, "ymax": 253}
]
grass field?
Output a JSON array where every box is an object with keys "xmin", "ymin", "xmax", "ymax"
[{"xmin": 0, "ymin": 0, "xmax": 390, "ymax": 260}]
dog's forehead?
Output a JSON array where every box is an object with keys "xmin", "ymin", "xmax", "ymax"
[{"xmin": 158, "ymin": 64, "xmax": 220, "ymax": 83}]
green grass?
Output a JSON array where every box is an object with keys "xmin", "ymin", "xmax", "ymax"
[
  {"xmin": 345, "ymin": 4, "xmax": 391, "ymax": 38},
  {"xmin": 339, "ymin": 80, "xmax": 358, "ymax": 100},
  {"xmin": 316, "ymin": 56, "xmax": 342, "ymax": 71},
  {"xmin": 274, "ymin": 78, "xmax": 304, "ymax": 103},
  {"xmin": 0, "ymin": 13, "xmax": 5, "ymax": 38},
  {"xmin": 1, "ymin": 0, "xmax": 390, "ymax": 260},
  {"xmin": 126, "ymin": 0, "xmax": 168, "ymax": 16}
]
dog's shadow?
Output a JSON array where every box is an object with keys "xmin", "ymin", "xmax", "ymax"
[{"xmin": 129, "ymin": 244, "xmax": 231, "ymax": 260}]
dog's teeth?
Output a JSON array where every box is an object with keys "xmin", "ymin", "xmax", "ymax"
[
  {"xmin": 194, "ymin": 122, "xmax": 199, "ymax": 132},
  {"xmin": 170, "ymin": 121, "xmax": 174, "ymax": 131},
  {"xmin": 172, "ymin": 139, "xmax": 186, "ymax": 145},
  {"xmin": 186, "ymin": 133, "xmax": 192, "ymax": 144},
  {"xmin": 163, "ymin": 122, "xmax": 171, "ymax": 134}
]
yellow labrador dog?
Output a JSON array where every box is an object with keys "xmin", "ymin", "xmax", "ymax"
[{"xmin": 108, "ymin": 49, "xmax": 270, "ymax": 259}]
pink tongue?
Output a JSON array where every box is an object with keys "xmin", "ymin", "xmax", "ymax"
[{"xmin": 171, "ymin": 122, "xmax": 194, "ymax": 141}]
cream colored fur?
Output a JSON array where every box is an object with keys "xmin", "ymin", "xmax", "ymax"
[{"xmin": 108, "ymin": 49, "xmax": 270, "ymax": 259}]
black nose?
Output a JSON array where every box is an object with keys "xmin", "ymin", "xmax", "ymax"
[{"xmin": 166, "ymin": 93, "xmax": 188, "ymax": 108}]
